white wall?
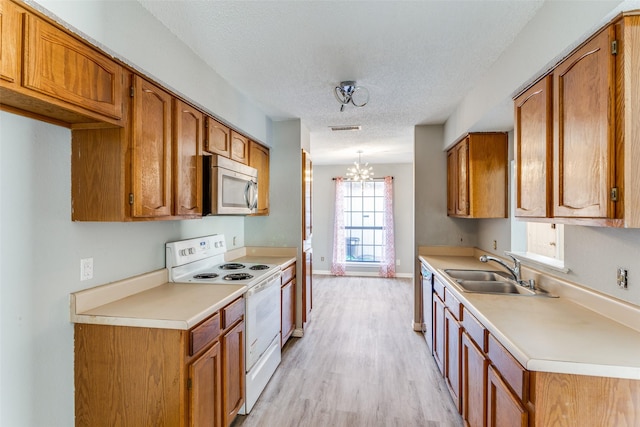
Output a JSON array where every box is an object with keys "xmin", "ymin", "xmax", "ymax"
[
  {"xmin": 312, "ymin": 163, "xmax": 414, "ymax": 277},
  {"xmin": 1, "ymin": 1, "xmax": 275, "ymax": 426},
  {"xmin": 443, "ymin": 0, "xmax": 625, "ymax": 148}
]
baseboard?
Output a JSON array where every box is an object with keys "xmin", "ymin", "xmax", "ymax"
[
  {"xmin": 413, "ymin": 322, "xmax": 424, "ymax": 332},
  {"xmin": 292, "ymin": 328, "xmax": 304, "ymax": 338},
  {"xmin": 314, "ymin": 269, "xmax": 413, "ymax": 279}
]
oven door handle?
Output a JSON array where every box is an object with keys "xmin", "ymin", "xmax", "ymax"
[{"xmin": 246, "ymin": 273, "xmax": 280, "ymax": 297}]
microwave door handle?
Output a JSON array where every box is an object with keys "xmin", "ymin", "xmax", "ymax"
[{"xmin": 244, "ymin": 181, "xmax": 258, "ymax": 210}]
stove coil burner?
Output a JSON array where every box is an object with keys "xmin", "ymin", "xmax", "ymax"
[
  {"xmin": 193, "ymin": 273, "xmax": 219, "ymax": 279},
  {"xmin": 224, "ymin": 273, "xmax": 254, "ymax": 281},
  {"xmin": 249, "ymin": 265, "xmax": 270, "ymax": 271},
  {"xmin": 219, "ymin": 263, "xmax": 246, "ymax": 270}
]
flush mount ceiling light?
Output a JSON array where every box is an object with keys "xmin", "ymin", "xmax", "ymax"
[
  {"xmin": 334, "ymin": 81, "xmax": 369, "ymax": 112},
  {"xmin": 346, "ymin": 151, "xmax": 374, "ymax": 181}
]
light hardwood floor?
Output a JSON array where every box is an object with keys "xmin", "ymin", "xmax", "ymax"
[{"xmin": 231, "ymin": 275, "xmax": 463, "ymax": 427}]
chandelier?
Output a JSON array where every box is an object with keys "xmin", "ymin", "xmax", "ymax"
[
  {"xmin": 346, "ymin": 151, "xmax": 374, "ymax": 181},
  {"xmin": 334, "ymin": 81, "xmax": 369, "ymax": 112}
]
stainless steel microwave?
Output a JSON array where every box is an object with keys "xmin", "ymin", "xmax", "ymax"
[{"xmin": 204, "ymin": 155, "xmax": 258, "ymax": 215}]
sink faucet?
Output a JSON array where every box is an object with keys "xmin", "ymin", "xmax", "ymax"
[{"xmin": 479, "ymin": 254, "xmax": 521, "ymax": 282}]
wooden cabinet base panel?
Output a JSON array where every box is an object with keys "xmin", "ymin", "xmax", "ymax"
[{"xmin": 531, "ymin": 371, "xmax": 640, "ymax": 427}]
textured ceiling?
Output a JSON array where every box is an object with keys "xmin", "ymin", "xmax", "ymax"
[{"xmin": 137, "ymin": 0, "xmax": 545, "ymax": 164}]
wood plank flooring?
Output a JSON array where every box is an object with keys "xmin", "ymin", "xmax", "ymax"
[{"xmin": 231, "ymin": 275, "xmax": 463, "ymax": 427}]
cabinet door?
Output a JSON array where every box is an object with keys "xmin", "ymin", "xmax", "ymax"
[
  {"xmin": 230, "ymin": 131, "xmax": 249, "ymax": 164},
  {"xmin": 22, "ymin": 14, "xmax": 123, "ymax": 120},
  {"xmin": 447, "ymin": 149, "xmax": 456, "ymax": 215},
  {"xmin": 173, "ymin": 99, "xmax": 203, "ymax": 217},
  {"xmin": 281, "ymin": 278, "xmax": 295, "ymax": 346},
  {"xmin": 0, "ymin": 0, "xmax": 24, "ymax": 85},
  {"xmin": 462, "ymin": 331, "xmax": 489, "ymax": 427},
  {"xmin": 515, "ymin": 76, "xmax": 553, "ymax": 218},
  {"xmin": 131, "ymin": 75, "xmax": 173, "ymax": 218},
  {"xmin": 205, "ymin": 117, "xmax": 231, "ymax": 157},
  {"xmin": 222, "ymin": 320, "xmax": 244, "ymax": 427},
  {"xmin": 432, "ymin": 295, "xmax": 445, "ymax": 375},
  {"xmin": 249, "ymin": 141, "xmax": 270, "ymax": 215},
  {"xmin": 189, "ymin": 341, "xmax": 222, "ymax": 427},
  {"xmin": 487, "ymin": 365, "xmax": 527, "ymax": 427},
  {"xmin": 553, "ymin": 27, "xmax": 616, "ymax": 219},
  {"xmin": 302, "ymin": 249, "xmax": 313, "ymax": 327},
  {"xmin": 302, "ymin": 150, "xmax": 313, "ymax": 241},
  {"xmin": 455, "ymin": 140, "xmax": 469, "ymax": 216},
  {"xmin": 444, "ymin": 308, "xmax": 461, "ymax": 412}
]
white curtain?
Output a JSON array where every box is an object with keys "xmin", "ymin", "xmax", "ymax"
[
  {"xmin": 379, "ymin": 176, "xmax": 396, "ymax": 278},
  {"xmin": 330, "ymin": 177, "xmax": 346, "ymax": 276}
]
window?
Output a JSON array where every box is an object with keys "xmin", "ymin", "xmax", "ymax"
[
  {"xmin": 509, "ymin": 161, "xmax": 566, "ymax": 271},
  {"xmin": 343, "ymin": 180, "xmax": 385, "ymax": 263}
]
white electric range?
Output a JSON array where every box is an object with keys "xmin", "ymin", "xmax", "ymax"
[{"xmin": 166, "ymin": 234, "xmax": 282, "ymax": 414}]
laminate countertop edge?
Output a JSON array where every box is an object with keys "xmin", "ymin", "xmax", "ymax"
[{"xmin": 419, "ymin": 253, "xmax": 640, "ymax": 381}]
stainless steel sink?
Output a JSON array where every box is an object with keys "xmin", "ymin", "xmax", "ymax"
[
  {"xmin": 443, "ymin": 269, "xmax": 512, "ymax": 282},
  {"xmin": 443, "ymin": 269, "xmax": 556, "ymax": 297},
  {"xmin": 454, "ymin": 280, "xmax": 536, "ymax": 295}
]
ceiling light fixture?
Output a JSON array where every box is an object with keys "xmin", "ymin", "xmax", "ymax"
[
  {"xmin": 346, "ymin": 151, "xmax": 374, "ymax": 182},
  {"xmin": 334, "ymin": 81, "xmax": 369, "ymax": 112}
]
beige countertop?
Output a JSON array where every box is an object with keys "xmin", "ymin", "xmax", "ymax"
[
  {"xmin": 419, "ymin": 249, "xmax": 640, "ymax": 380},
  {"xmin": 70, "ymin": 247, "xmax": 297, "ymax": 330}
]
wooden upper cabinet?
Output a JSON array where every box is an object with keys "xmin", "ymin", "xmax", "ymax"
[
  {"xmin": 131, "ymin": 75, "xmax": 172, "ymax": 218},
  {"xmin": 173, "ymin": 99, "xmax": 203, "ymax": 217},
  {"xmin": 230, "ymin": 131, "xmax": 249, "ymax": 164},
  {"xmin": 205, "ymin": 117, "xmax": 231, "ymax": 157},
  {"xmin": 447, "ymin": 133, "xmax": 508, "ymax": 218},
  {"xmin": 22, "ymin": 13, "xmax": 123, "ymax": 121},
  {"xmin": 553, "ymin": 27, "xmax": 616, "ymax": 220},
  {"xmin": 514, "ymin": 76, "xmax": 553, "ymax": 218},
  {"xmin": 0, "ymin": 0, "xmax": 24, "ymax": 85},
  {"xmin": 249, "ymin": 140, "xmax": 270, "ymax": 215}
]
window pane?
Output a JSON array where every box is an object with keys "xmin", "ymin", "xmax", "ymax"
[
  {"xmin": 362, "ymin": 229, "xmax": 374, "ymax": 245},
  {"xmin": 351, "ymin": 214, "xmax": 362, "ymax": 227},
  {"xmin": 375, "ymin": 229, "xmax": 383, "ymax": 244},
  {"xmin": 375, "ymin": 212, "xmax": 384, "ymax": 227},
  {"xmin": 375, "ymin": 197, "xmax": 384, "ymax": 211},
  {"xmin": 352, "ymin": 183, "xmax": 363, "ymax": 197},
  {"xmin": 363, "ymin": 213, "xmax": 374, "ymax": 227},
  {"xmin": 362, "ymin": 197, "xmax": 375, "ymax": 211},
  {"xmin": 351, "ymin": 197, "xmax": 362, "ymax": 212},
  {"xmin": 361, "ymin": 245, "xmax": 375, "ymax": 262},
  {"xmin": 363, "ymin": 181, "xmax": 375, "ymax": 196}
]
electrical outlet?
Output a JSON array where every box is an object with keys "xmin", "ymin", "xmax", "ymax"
[
  {"xmin": 233, "ymin": 236, "xmax": 237, "ymax": 246},
  {"xmin": 617, "ymin": 268, "xmax": 628, "ymax": 289},
  {"xmin": 492, "ymin": 240, "xmax": 497, "ymax": 250},
  {"xmin": 321, "ymin": 256, "xmax": 325, "ymax": 261},
  {"xmin": 80, "ymin": 258, "xmax": 93, "ymax": 281},
  {"xmin": 396, "ymin": 259, "xmax": 401, "ymax": 266}
]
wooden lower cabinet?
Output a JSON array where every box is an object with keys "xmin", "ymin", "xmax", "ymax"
[
  {"xmin": 444, "ymin": 307, "xmax": 462, "ymax": 411},
  {"xmin": 280, "ymin": 260, "xmax": 296, "ymax": 346},
  {"xmin": 222, "ymin": 319, "xmax": 245, "ymax": 427},
  {"xmin": 190, "ymin": 341, "xmax": 222, "ymax": 427},
  {"xmin": 487, "ymin": 365, "xmax": 528, "ymax": 427},
  {"xmin": 74, "ymin": 299, "xmax": 244, "ymax": 427},
  {"xmin": 462, "ymin": 331, "xmax": 488, "ymax": 427},
  {"xmin": 433, "ymin": 293, "xmax": 445, "ymax": 375}
]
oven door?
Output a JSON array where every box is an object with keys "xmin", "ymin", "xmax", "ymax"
[{"xmin": 245, "ymin": 272, "xmax": 281, "ymax": 370}]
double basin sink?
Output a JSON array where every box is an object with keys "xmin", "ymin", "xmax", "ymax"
[{"xmin": 443, "ymin": 269, "xmax": 557, "ymax": 297}]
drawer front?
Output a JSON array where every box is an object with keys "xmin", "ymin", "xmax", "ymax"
[
  {"xmin": 444, "ymin": 287, "xmax": 462, "ymax": 320},
  {"xmin": 190, "ymin": 313, "xmax": 220, "ymax": 356},
  {"xmin": 462, "ymin": 306, "xmax": 487, "ymax": 352},
  {"xmin": 488, "ymin": 333, "xmax": 528, "ymax": 401},
  {"xmin": 222, "ymin": 297, "xmax": 245, "ymax": 329},
  {"xmin": 433, "ymin": 276, "xmax": 446, "ymax": 301},
  {"xmin": 281, "ymin": 262, "xmax": 295, "ymax": 284}
]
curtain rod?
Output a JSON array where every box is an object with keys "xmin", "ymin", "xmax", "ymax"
[{"xmin": 332, "ymin": 177, "xmax": 394, "ymax": 181}]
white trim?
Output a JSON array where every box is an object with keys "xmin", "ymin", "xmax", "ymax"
[
  {"xmin": 412, "ymin": 322, "xmax": 424, "ymax": 332},
  {"xmin": 292, "ymin": 328, "xmax": 304, "ymax": 338},
  {"xmin": 507, "ymin": 251, "xmax": 570, "ymax": 274}
]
